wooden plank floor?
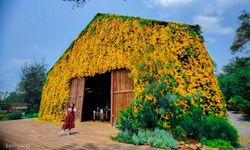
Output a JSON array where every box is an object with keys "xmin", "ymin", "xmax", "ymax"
[{"xmin": 0, "ymin": 119, "xmax": 160, "ymax": 150}]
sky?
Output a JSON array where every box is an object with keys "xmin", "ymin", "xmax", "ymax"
[{"xmin": 0, "ymin": 0, "xmax": 249, "ymax": 93}]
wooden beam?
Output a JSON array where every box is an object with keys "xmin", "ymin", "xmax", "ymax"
[
  {"xmin": 111, "ymin": 71, "xmax": 114, "ymax": 126},
  {"xmin": 113, "ymin": 90, "xmax": 133, "ymax": 94}
]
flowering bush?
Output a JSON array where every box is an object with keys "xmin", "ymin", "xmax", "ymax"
[{"xmin": 39, "ymin": 13, "xmax": 225, "ymax": 122}]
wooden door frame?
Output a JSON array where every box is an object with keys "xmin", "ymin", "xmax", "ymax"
[
  {"xmin": 111, "ymin": 71, "xmax": 114, "ymax": 125},
  {"xmin": 78, "ymin": 78, "xmax": 85, "ymax": 122},
  {"xmin": 70, "ymin": 70, "xmax": 132, "ymax": 125}
]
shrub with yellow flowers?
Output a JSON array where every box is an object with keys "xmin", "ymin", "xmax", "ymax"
[{"xmin": 38, "ymin": 13, "xmax": 226, "ymax": 122}]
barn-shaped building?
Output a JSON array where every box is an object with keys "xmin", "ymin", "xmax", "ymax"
[{"xmin": 38, "ymin": 13, "xmax": 226, "ymax": 124}]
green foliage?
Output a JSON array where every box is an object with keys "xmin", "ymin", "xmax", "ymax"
[
  {"xmin": 188, "ymin": 25, "xmax": 204, "ymax": 42},
  {"xmin": 0, "ymin": 103, "xmax": 11, "ymax": 113},
  {"xmin": 171, "ymin": 105, "xmax": 239, "ymax": 147},
  {"xmin": 0, "ymin": 113, "xmax": 7, "ymax": 120},
  {"xmin": 25, "ymin": 114, "xmax": 34, "ymax": 118},
  {"xmin": 228, "ymin": 96, "xmax": 250, "ymax": 113},
  {"xmin": 134, "ymin": 100, "xmax": 159, "ymax": 130},
  {"xmin": 171, "ymin": 105, "xmax": 204, "ymax": 139},
  {"xmin": 200, "ymin": 138, "xmax": 235, "ymax": 150},
  {"xmin": 19, "ymin": 62, "xmax": 47, "ymax": 114},
  {"xmin": 116, "ymin": 98, "xmax": 159, "ymax": 134},
  {"xmin": 62, "ymin": 0, "xmax": 88, "ymax": 8},
  {"xmin": 24, "ymin": 113, "xmax": 38, "ymax": 118},
  {"xmin": 173, "ymin": 125, "xmax": 187, "ymax": 140},
  {"xmin": 146, "ymin": 128, "xmax": 178, "ymax": 149},
  {"xmin": 111, "ymin": 131, "xmax": 133, "ymax": 144},
  {"xmin": 202, "ymin": 115, "xmax": 239, "ymax": 147},
  {"xmin": 116, "ymin": 74, "xmax": 179, "ymax": 134},
  {"xmin": 139, "ymin": 19, "xmax": 155, "ymax": 28},
  {"xmin": 7, "ymin": 111, "xmax": 23, "ymax": 120},
  {"xmin": 115, "ymin": 72, "xmax": 180, "ymax": 149},
  {"xmin": 33, "ymin": 113, "xmax": 38, "ymax": 118},
  {"xmin": 115, "ymin": 62, "xmax": 238, "ymax": 148},
  {"xmin": 116, "ymin": 102, "xmax": 140, "ymax": 134},
  {"xmin": 4, "ymin": 91, "xmax": 24, "ymax": 104},
  {"xmin": 217, "ymin": 57, "xmax": 250, "ymax": 117},
  {"xmin": 132, "ymin": 130, "xmax": 149, "ymax": 144},
  {"xmin": 231, "ymin": 10, "xmax": 250, "ymax": 54},
  {"xmin": 114, "ymin": 128, "xmax": 178, "ymax": 149}
]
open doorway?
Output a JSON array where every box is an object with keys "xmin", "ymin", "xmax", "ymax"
[{"xmin": 82, "ymin": 72, "xmax": 111, "ymax": 122}]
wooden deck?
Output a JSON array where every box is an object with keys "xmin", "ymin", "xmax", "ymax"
[{"xmin": 0, "ymin": 119, "xmax": 159, "ymax": 150}]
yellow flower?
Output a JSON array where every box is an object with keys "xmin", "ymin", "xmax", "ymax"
[{"xmin": 38, "ymin": 14, "xmax": 226, "ymax": 122}]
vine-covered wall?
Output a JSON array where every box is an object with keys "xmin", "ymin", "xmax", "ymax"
[{"xmin": 38, "ymin": 13, "xmax": 226, "ymax": 122}]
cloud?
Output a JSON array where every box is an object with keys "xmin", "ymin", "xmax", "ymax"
[
  {"xmin": 204, "ymin": 0, "xmax": 249, "ymax": 15},
  {"xmin": 193, "ymin": 15, "xmax": 234, "ymax": 35},
  {"xmin": 11, "ymin": 58, "xmax": 31, "ymax": 67},
  {"xmin": 143, "ymin": 0, "xmax": 195, "ymax": 8}
]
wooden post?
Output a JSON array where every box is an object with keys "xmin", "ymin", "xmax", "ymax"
[{"xmin": 111, "ymin": 71, "xmax": 114, "ymax": 126}]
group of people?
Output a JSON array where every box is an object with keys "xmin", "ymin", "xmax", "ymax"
[{"xmin": 93, "ymin": 104, "xmax": 110, "ymax": 122}]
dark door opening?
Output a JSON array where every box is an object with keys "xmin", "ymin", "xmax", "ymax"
[{"xmin": 82, "ymin": 72, "xmax": 111, "ymax": 122}]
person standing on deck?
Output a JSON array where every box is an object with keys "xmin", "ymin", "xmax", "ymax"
[{"xmin": 58, "ymin": 102, "xmax": 76, "ymax": 136}]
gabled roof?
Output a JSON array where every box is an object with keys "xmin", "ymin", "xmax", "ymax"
[
  {"xmin": 48, "ymin": 13, "xmax": 203, "ymax": 74},
  {"xmin": 79, "ymin": 13, "xmax": 201, "ymax": 37},
  {"xmin": 40, "ymin": 13, "xmax": 225, "ymax": 123}
]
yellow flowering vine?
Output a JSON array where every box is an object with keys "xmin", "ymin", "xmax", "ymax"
[{"xmin": 38, "ymin": 13, "xmax": 226, "ymax": 122}]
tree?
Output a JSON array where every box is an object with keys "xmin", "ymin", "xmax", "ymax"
[
  {"xmin": 63, "ymin": 0, "xmax": 88, "ymax": 7},
  {"xmin": 63, "ymin": 0, "xmax": 125, "ymax": 7},
  {"xmin": 4, "ymin": 91, "xmax": 24, "ymax": 104},
  {"xmin": 231, "ymin": 10, "xmax": 250, "ymax": 54},
  {"xmin": 18, "ymin": 62, "xmax": 47, "ymax": 114},
  {"xmin": 217, "ymin": 57, "xmax": 250, "ymax": 116},
  {"xmin": 0, "ymin": 91, "xmax": 5, "ymax": 101}
]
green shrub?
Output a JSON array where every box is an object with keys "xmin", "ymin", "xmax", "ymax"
[
  {"xmin": 171, "ymin": 105, "xmax": 204, "ymax": 139},
  {"xmin": 7, "ymin": 111, "xmax": 23, "ymax": 120},
  {"xmin": 25, "ymin": 114, "xmax": 33, "ymax": 118},
  {"xmin": 146, "ymin": 128, "xmax": 178, "ymax": 149},
  {"xmin": 234, "ymin": 96, "xmax": 250, "ymax": 115},
  {"xmin": 133, "ymin": 100, "xmax": 159, "ymax": 130},
  {"xmin": 116, "ymin": 102, "xmax": 140, "ymax": 135},
  {"xmin": 115, "ymin": 69, "xmax": 239, "ymax": 148},
  {"xmin": 111, "ymin": 130, "xmax": 133, "ymax": 144},
  {"xmin": 171, "ymin": 106, "xmax": 239, "ymax": 147},
  {"xmin": 32, "ymin": 113, "xmax": 38, "ymax": 118},
  {"xmin": 173, "ymin": 125, "xmax": 187, "ymax": 140},
  {"xmin": 200, "ymin": 138, "xmax": 235, "ymax": 150},
  {"xmin": 0, "ymin": 113, "xmax": 5, "ymax": 120},
  {"xmin": 114, "ymin": 128, "xmax": 178, "ymax": 149},
  {"xmin": 228, "ymin": 96, "xmax": 250, "ymax": 112},
  {"xmin": 24, "ymin": 113, "xmax": 38, "ymax": 118},
  {"xmin": 202, "ymin": 115, "xmax": 239, "ymax": 147},
  {"xmin": 132, "ymin": 130, "xmax": 149, "ymax": 145}
]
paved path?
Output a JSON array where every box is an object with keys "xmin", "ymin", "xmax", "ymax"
[
  {"xmin": 1, "ymin": 112, "xmax": 249, "ymax": 150},
  {"xmin": 228, "ymin": 111, "xmax": 250, "ymax": 150},
  {"xmin": 0, "ymin": 119, "xmax": 160, "ymax": 150}
]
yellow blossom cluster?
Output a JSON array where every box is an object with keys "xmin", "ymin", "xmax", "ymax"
[{"xmin": 38, "ymin": 13, "xmax": 226, "ymax": 122}]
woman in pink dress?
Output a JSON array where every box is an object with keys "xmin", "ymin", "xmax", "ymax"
[{"xmin": 59, "ymin": 102, "xmax": 76, "ymax": 136}]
